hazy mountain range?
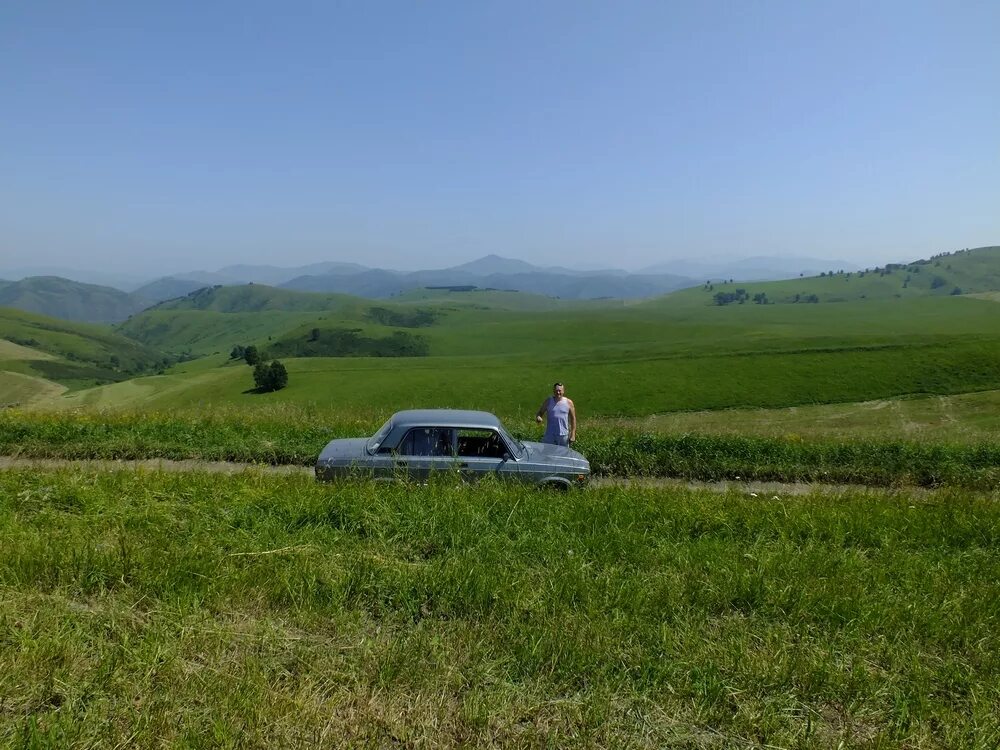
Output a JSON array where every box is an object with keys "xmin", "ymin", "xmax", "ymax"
[{"xmin": 0, "ymin": 253, "xmax": 859, "ymax": 323}]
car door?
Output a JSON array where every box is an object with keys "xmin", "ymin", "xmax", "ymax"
[
  {"xmin": 455, "ymin": 428, "xmax": 517, "ymax": 482},
  {"xmin": 393, "ymin": 427, "xmax": 456, "ymax": 480}
]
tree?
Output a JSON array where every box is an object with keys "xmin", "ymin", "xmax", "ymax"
[
  {"xmin": 268, "ymin": 360, "xmax": 288, "ymax": 390},
  {"xmin": 230, "ymin": 345, "xmax": 245, "ymax": 360},
  {"xmin": 253, "ymin": 360, "xmax": 288, "ymax": 392},
  {"xmin": 244, "ymin": 345, "xmax": 260, "ymax": 366}
]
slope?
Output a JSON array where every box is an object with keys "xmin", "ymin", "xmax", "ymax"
[
  {"xmin": 0, "ymin": 276, "xmax": 151, "ymax": 323},
  {"xmin": 0, "ymin": 306, "xmax": 169, "ymax": 390},
  {"xmin": 651, "ymin": 245, "xmax": 1000, "ymax": 308}
]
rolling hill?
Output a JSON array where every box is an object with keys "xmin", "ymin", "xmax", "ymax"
[
  {"xmin": 0, "ymin": 306, "xmax": 170, "ymax": 398},
  {"xmin": 0, "ymin": 276, "xmax": 152, "ymax": 323},
  {"xmin": 646, "ymin": 246, "xmax": 1000, "ymax": 308}
]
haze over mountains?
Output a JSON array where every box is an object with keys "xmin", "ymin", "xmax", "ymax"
[{"xmin": 0, "ymin": 251, "xmax": 920, "ymax": 324}]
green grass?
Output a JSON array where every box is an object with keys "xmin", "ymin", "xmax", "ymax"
[
  {"xmin": 2, "ymin": 469, "xmax": 999, "ymax": 747},
  {"xmin": 0, "ymin": 307, "xmax": 169, "ymax": 393},
  {"xmin": 4, "ymin": 407, "xmax": 1000, "ymax": 488},
  {"xmin": 45, "ymin": 335, "xmax": 1000, "ymax": 418},
  {"xmin": 0, "ymin": 371, "xmax": 65, "ymax": 407},
  {"xmin": 642, "ymin": 390, "xmax": 1000, "ymax": 444}
]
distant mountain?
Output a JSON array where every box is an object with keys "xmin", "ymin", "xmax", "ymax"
[
  {"xmin": 132, "ymin": 277, "xmax": 210, "ymax": 304},
  {"xmin": 133, "ymin": 261, "xmax": 375, "ymax": 302},
  {"xmin": 0, "ymin": 266, "xmax": 150, "ymax": 290},
  {"xmin": 0, "ymin": 276, "xmax": 151, "ymax": 324},
  {"xmin": 281, "ymin": 256, "xmax": 695, "ymax": 299},
  {"xmin": 447, "ymin": 254, "xmax": 540, "ymax": 276},
  {"xmin": 640, "ymin": 256, "xmax": 862, "ymax": 282},
  {"xmin": 282, "ymin": 268, "xmax": 407, "ymax": 296}
]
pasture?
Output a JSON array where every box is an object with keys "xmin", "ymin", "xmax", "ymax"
[
  {"xmin": 29, "ymin": 294, "xmax": 1000, "ymax": 420},
  {"xmin": 2, "ymin": 469, "xmax": 998, "ymax": 747}
]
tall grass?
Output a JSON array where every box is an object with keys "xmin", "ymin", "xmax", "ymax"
[
  {"xmin": 2, "ymin": 469, "xmax": 999, "ymax": 746},
  {"xmin": 4, "ymin": 408, "xmax": 1000, "ymax": 488}
]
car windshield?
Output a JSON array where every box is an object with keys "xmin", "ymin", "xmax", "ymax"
[
  {"xmin": 365, "ymin": 418, "xmax": 393, "ymax": 455},
  {"xmin": 498, "ymin": 426, "xmax": 524, "ymax": 459}
]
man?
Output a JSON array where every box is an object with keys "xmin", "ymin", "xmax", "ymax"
[{"xmin": 535, "ymin": 382, "xmax": 577, "ymax": 447}]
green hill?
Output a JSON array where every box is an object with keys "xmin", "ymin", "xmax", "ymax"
[
  {"xmin": 117, "ymin": 283, "xmax": 593, "ymax": 357},
  {"xmin": 653, "ymin": 245, "xmax": 1000, "ymax": 308},
  {"xmin": 0, "ymin": 276, "xmax": 151, "ymax": 323},
  {"xmin": 0, "ymin": 306, "xmax": 170, "ymax": 391},
  {"xmin": 51, "ymin": 294, "xmax": 1000, "ymax": 416},
  {"xmin": 146, "ymin": 283, "xmax": 366, "ymax": 314}
]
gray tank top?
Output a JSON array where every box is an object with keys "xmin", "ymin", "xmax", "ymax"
[{"xmin": 544, "ymin": 397, "xmax": 571, "ymax": 440}]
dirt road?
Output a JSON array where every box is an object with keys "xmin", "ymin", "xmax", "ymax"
[{"xmin": 0, "ymin": 455, "xmax": 942, "ymax": 496}]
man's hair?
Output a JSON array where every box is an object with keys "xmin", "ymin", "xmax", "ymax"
[{"xmin": 553, "ymin": 382, "xmax": 563, "ymax": 388}]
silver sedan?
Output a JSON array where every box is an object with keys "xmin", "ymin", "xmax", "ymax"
[{"xmin": 316, "ymin": 409, "xmax": 590, "ymax": 489}]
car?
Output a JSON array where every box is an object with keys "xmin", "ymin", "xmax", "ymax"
[{"xmin": 315, "ymin": 409, "xmax": 590, "ymax": 489}]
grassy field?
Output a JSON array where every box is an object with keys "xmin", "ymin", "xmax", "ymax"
[
  {"xmin": 28, "ymin": 293, "xmax": 994, "ymax": 415},
  {"xmin": 44, "ymin": 335, "xmax": 1000, "ymax": 419},
  {"xmin": 2, "ymin": 469, "xmax": 998, "ymax": 747},
  {"xmin": 642, "ymin": 390, "xmax": 1000, "ymax": 444},
  {"xmin": 4, "ymin": 405, "xmax": 1000, "ymax": 488},
  {"xmin": 0, "ymin": 371, "xmax": 66, "ymax": 408}
]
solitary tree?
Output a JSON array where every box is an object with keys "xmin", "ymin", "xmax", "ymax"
[
  {"xmin": 244, "ymin": 345, "xmax": 260, "ymax": 366},
  {"xmin": 253, "ymin": 360, "xmax": 289, "ymax": 392}
]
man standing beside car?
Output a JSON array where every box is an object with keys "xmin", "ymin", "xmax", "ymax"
[{"xmin": 536, "ymin": 382, "xmax": 577, "ymax": 447}]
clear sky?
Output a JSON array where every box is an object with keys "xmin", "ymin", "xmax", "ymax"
[{"xmin": 2, "ymin": 1, "xmax": 998, "ymax": 276}]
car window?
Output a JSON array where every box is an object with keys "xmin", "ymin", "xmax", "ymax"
[
  {"xmin": 456, "ymin": 429, "xmax": 508, "ymax": 459},
  {"xmin": 366, "ymin": 418, "xmax": 394, "ymax": 455},
  {"xmin": 396, "ymin": 427, "xmax": 454, "ymax": 457},
  {"xmin": 497, "ymin": 426, "xmax": 523, "ymax": 459}
]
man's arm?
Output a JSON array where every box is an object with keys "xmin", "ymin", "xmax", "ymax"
[
  {"xmin": 535, "ymin": 398, "xmax": 548, "ymax": 423},
  {"xmin": 567, "ymin": 399, "xmax": 577, "ymax": 442}
]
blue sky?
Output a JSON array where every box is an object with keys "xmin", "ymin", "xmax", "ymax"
[{"xmin": 2, "ymin": 1, "xmax": 998, "ymax": 276}]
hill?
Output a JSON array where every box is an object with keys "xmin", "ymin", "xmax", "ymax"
[
  {"xmin": 117, "ymin": 284, "xmax": 409, "ymax": 355},
  {"xmin": 0, "ymin": 276, "xmax": 151, "ymax": 323},
  {"xmin": 0, "ymin": 306, "xmax": 170, "ymax": 395},
  {"xmin": 115, "ymin": 283, "xmax": 597, "ymax": 356},
  {"xmin": 130, "ymin": 277, "xmax": 209, "ymax": 304},
  {"xmin": 640, "ymin": 255, "xmax": 862, "ymax": 281},
  {"xmin": 649, "ymin": 246, "xmax": 1000, "ymax": 308},
  {"xmin": 55, "ymin": 294, "xmax": 1000, "ymax": 415}
]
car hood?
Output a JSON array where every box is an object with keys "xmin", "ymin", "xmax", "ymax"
[
  {"xmin": 520, "ymin": 440, "xmax": 590, "ymax": 471},
  {"xmin": 317, "ymin": 438, "xmax": 369, "ymax": 463}
]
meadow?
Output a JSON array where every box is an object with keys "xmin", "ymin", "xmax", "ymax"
[
  {"xmin": 4, "ymin": 255, "xmax": 1000, "ymax": 747},
  {"xmin": 2, "ymin": 469, "xmax": 998, "ymax": 748},
  {"xmin": 4, "ymin": 404, "xmax": 1000, "ymax": 489}
]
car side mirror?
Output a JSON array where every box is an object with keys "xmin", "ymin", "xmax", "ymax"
[{"xmin": 502, "ymin": 452, "xmax": 512, "ymax": 462}]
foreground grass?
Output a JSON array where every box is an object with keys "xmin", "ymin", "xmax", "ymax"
[
  {"xmin": 2, "ymin": 470, "xmax": 999, "ymax": 747},
  {"xmin": 3, "ymin": 407, "xmax": 1000, "ymax": 489}
]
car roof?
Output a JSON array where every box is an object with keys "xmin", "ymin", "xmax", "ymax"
[{"xmin": 390, "ymin": 409, "xmax": 502, "ymax": 430}]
